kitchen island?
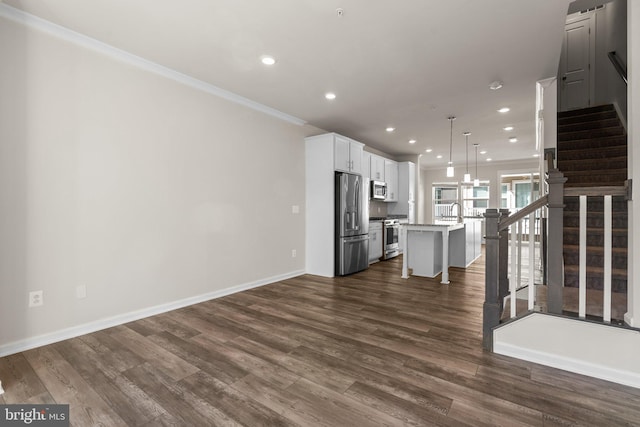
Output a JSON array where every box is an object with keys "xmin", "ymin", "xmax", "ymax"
[{"xmin": 401, "ymin": 220, "xmax": 482, "ymax": 284}]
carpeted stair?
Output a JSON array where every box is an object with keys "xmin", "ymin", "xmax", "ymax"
[{"xmin": 557, "ymin": 104, "xmax": 628, "ymax": 295}]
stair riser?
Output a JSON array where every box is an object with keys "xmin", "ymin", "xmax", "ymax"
[
  {"xmin": 558, "ymin": 105, "xmax": 615, "ymax": 118},
  {"xmin": 558, "ymin": 159, "xmax": 627, "ymax": 173},
  {"xmin": 557, "ymin": 137, "xmax": 626, "ymax": 151},
  {"xmin": 564, "ymin": 273, "xmax": 627, "ymax": 293},
  {"xmin": 558, "ymin": 110, "xmax": 618, "ymax": 126},
  {"xmin": 564, "ymin": 215, "xmax": 628, "ymax": 228},
  {"xmin": 559, "ymin": 118, "xmax": 620, "ymax": 133},
  {"xmin": 563, "ymin": 232, "xmax": 627, "ymax": 247},
  {"xmin": 564, "ymin": 174, "xmax": 627, "ymax": 187},
  {"xmin": 564, "ymin": 197, "xmax": 628, "ymax": 211},
  {"xmin": 558, "ymin": 127, "xmax": 625, "ymax": 141},
  {"xmin": 559, "ymin": 150, "xmax": 627, "ymax": 163},
  {"xmin": 563, "ymin": 251, "xmax": 627, "ymax": 269}
]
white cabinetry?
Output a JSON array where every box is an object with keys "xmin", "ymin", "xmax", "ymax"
[
  {"xmin": 384, "ymin": 159, "xmax": 398, "ymax": 202},
  {"xmin": 369, "ymin": 221, "xmax": 383, "ymax": 263},
  {"xmin": 334, "ymin": 135, "xmax": 363, "ymax": 174},
  {"xmin": 388, "ymin": 161, "xmax": 416, "ymax": 221},
  {"xmin": 449, "ymin": 220, "xmax": 482, "ymax": 268},
  {"xmin": 305, "ymin": 133, "xmax": 366, "ymax": 277},
  {"xmin": 362, "ymin": 152, "xmax": 371, "ymax": 180},
  {"xmin": 370, "ymin": 155, "xmax": 385, "ymax": 181}
]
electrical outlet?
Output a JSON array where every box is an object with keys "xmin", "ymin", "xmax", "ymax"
[
  {"xmin": 29, "ymin": 290, "xmax": 43, "ymax": 308},
  {"xmin": 76, "ymin": 285, "xmax": 87, "ymax": 299},
  {"xmin": 292, "ymin": 205, "xmax": 300, "ymax": 214},
  {"xmin": 292, "ymin": 249, "xmax": 297, "ymax": 258}
]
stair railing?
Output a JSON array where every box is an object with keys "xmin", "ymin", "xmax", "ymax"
[
  {"xmin": 563, "ymin": 183, "xmax": 630, "ymax": 322},
  {"xmin": 483, "ymin": 169, "xmax": 565, "ymax": 350},
  {"xmin": 484, "ymin": 170, "xmax": 631, "ymax": 349},
  {"xmin": 608, "ymin": 51, "xmax": 627, "ymax": 85}
]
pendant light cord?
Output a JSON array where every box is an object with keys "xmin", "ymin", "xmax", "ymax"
[
  {"xmin": 475, "ymin": 144, "xmax": 478, "ymax": 178},
  {"xmin": 448, "ymin": 116, "xmax": 455, "ymax": 165}
]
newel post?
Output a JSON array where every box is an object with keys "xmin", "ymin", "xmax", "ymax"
[
  {"xmin": 547, "ymin": 169, "xmax": 567, "ymax": 314},
  {"xmin": 483, "ymin": 209, "xmax": 502, "ymax": 350},
  {"xmin": 498, "ymin": 209, "xmax": 511, "ymax": 303}
]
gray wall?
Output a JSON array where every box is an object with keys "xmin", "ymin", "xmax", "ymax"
[
  {"xmin": 562, "ymin": 0, "xmax": 627, "ymax": 120},
  {"xmin": 421, "ymin": 159, "xmax": 539, "ymax": 224},
  {"xmin": 0, "ymin": 15, "xmax": 316, "ymax": 350}
]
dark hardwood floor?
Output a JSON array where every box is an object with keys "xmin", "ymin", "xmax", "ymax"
[{"xmin": 2, "ymin": 254, "xmax": 640, "ymax": 426}]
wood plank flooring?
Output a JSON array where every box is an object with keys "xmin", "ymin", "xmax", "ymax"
[{"xmin": 3, "ymin": 255, "xmax": 640, "ymax": 426}]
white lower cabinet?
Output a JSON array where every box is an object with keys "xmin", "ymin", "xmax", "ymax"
[{"xmin": 369, "ymin": 221, "xmax": 383, "ymax": 263}]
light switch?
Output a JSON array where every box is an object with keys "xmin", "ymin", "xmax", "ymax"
[{"xmin": 292, "ymin": 205, "xmax": 300, "ymax": 214}]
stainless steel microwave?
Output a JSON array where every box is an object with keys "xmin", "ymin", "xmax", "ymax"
[{"xmin": 370, "ymin": 180, "xmax": 387, "ymax": 200}]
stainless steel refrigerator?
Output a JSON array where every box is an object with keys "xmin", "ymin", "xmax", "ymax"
[{"xmin": 335, "ymin": 172, "xmax": 369, "ymax": 276}]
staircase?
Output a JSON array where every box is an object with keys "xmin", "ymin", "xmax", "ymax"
[{"xmin": 557, "ymin": 105, "xmax": 628, "ymax": 308}]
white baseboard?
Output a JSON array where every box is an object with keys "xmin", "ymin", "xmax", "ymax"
[
  {"xmin": 0, "ymin": 270, "xmax": 304, "ymax": 358},
  {"xmin": 494, "ymin": 313, "xmax": 640, "ymax": 389}
]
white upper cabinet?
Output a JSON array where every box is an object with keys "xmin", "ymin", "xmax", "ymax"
[
  {"xmin": 402, "ymin": 161, "xmax": 416, "ymax": 202},
  {"xmin": 334, "ymin": 135, "xmax": 363, "ymax": 174},
  {"xmin": 362, "ymin": 151, "xmax": 371, "ymax": 180},
  {"xmin": 370, "ymin": 154, "xmax": 385, "ymax": 181},
  {"xmin": 388, "ymin": 161, "xmax": 416, "ymax": 218},
  {"xmin": 384, "ymin": 159, "xmax": 398, "ymax": 202}
]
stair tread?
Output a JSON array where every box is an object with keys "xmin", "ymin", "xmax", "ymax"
[
  {"xmin": 563, "ymin": 245, "xmax": 629, "ymax": 256},
  {"xmin": 557, "ymin": 134, "xmax": 626, "ymax": 145},
  {"xmin": 557, "ymin": 110, "xmax": 617, "ymax": 125},
  {"xmin": 564, "ymin": 265, "xmax": 627, "ymax": 276},
  {"xmin": 558, "ymin": 105, "xmax": 615, "ymax": 118},
  {"xmin": 564, "ymin": 226, "xmax": 628, "ymax": 233}
]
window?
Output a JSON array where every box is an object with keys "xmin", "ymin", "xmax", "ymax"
[
  {"xmin": 432, "ymin": 183, "xmax": 458, "ymax": 219},
  {"xmin": 501, "ymin": 183, "xmax": 513, "ymax": 209},
  {"xmin": 462, "ymin": 182, "xmax": 489, "ymax": 217},
  {"xmin": 514, "ymin": 180, "xmax": 540, "ymax": 209},
  {"xmin": 432, "ymin": 181, "xmax": 489, "ymax": 219}
]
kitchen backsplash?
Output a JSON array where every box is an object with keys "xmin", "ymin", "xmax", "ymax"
[{"xmin": 369, "ymin": 200, "xmax": 388, "ymax": 218}]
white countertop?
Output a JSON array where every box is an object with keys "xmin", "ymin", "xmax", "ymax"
[{"xmin": 401, "ymin": 223, "xmax": 465, "ymax": 231}]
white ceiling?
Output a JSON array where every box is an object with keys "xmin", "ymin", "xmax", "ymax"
[{"xmin": 2, "ymin": 0, "xmax": 571, "ymax": 168}]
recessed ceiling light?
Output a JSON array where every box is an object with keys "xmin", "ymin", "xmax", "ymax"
[
  {"xmin": 480, "ymin": 150, "xmax": 487, "ymax": 155},
  {"xmin": 436, "ymin": 154, "xmax": 443, "ymax": 159},
  {"xmin": 325, "ymin": 92, "xmax": 336, "ymax": 100},
  {"xmin": 261, "ymin": 56, "xmax": 276, "ymax": 66},
  {"xmin": 386, "ymin": 127, "xmax": 395, "ymax": 132},
  {"xmin": 498, "ymin": 107, "xmax": 510, "ymax": 113},
  {"xmin": 503, "ymin": 126, "xmax": 514, "ymax": 131},
  {"xmin": 533, "ymin": 154, "xmax": 540, "ymax": 158},
  {"xmin": 408, "ymin": 139, "xmax": 416, "ymax": 144},
  {"xmin": 509, "ymin": 137, "xmax": 518, "ymax": 143},
  {"xmin": 426, "ymin": 148, "xmax": 433, "ymax": 153},
  {"xmin": 486, "ymin": 158, "xmax": 493, "ymax": 162},
  {"xmin": 489, "ymin": 81, "xmax": 503, "ymax": 90}
]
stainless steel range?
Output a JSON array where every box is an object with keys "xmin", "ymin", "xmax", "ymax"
[{"xmin": 383, "ymin": 219, "xmax": 400, "ymax": 260}]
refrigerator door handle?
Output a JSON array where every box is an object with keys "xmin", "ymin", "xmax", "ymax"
[{"xmin": 354, "ymin": 178, "xmax": 360, "ymax": 231}]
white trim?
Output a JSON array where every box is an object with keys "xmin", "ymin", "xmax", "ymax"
[
  {"xmin": 612, "ymin": 101, "xmax": 627, "ymax": 132},
  {"xmin": 494, "ymin": 340, "xmax": 640, "ymax": 389},
  {"xmin": 0, "ymin": 3, "xmax": 306, "ymax": 127},
  {"xmin": 494, "ymin": 313, "xmax": 640, "ymax": 389},
  {"xmin": 0, "ymin": 270, "xmax": 304, "ymax": 358}
]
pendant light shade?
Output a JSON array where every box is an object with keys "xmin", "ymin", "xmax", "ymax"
[
  {"xmin": 446, "ymin": 116, "xmax": 455, "ymax": 178},
  {"xmin": 463, "ymin": 132, "xmax": 471, "ymax": 183},
  {"xmin": 473, "ymin": 143, "xmax": 480, "ymax": 187}
]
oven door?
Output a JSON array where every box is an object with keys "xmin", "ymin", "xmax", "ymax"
[{"xmin": 383, "ymin": 223, "xmax": 400, "ymax": 259}]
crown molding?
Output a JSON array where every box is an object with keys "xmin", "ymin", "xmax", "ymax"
[{"xmin": 0, "ymin": 3, "xmax": 307, "ymax": 126}]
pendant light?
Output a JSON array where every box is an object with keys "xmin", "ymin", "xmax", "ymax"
[
  {"xmin": 446, "ymin": 116, "xmax": 455, "ymax": 177},
  {"xmin": 473, "ymin": 143, "xmax": 480, "ymax": 187},
  {"xmin": 463, "ymin": 132, "xmax": 471, "ymax": 183}
]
